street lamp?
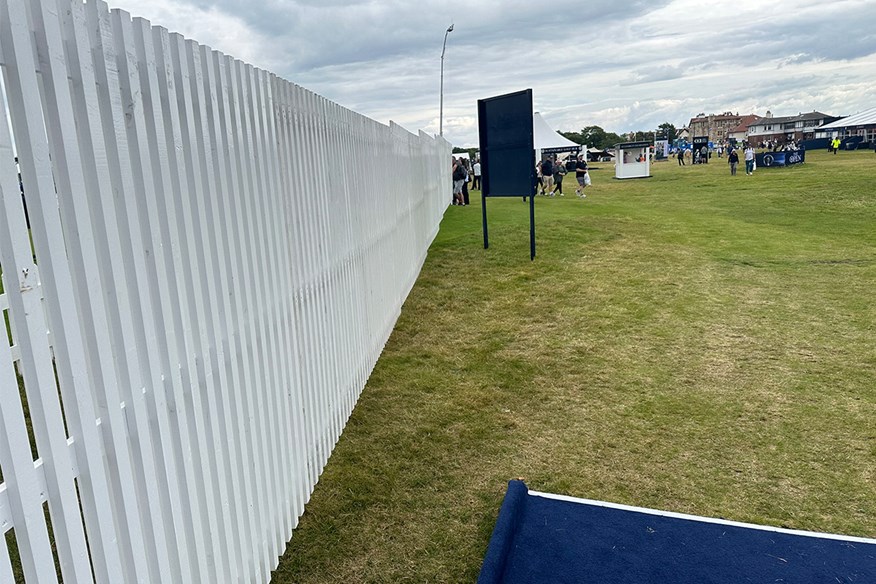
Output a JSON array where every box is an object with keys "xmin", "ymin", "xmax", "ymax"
[{"xmin": 440, "ymin": 24, "xmax": 453, "ymax": 136}]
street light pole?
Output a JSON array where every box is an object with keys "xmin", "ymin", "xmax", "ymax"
[{"xmin": 440, "ymin": 24, "xmax": 453, "ymax": 136}]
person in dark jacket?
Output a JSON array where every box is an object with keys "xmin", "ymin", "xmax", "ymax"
[
  {"xmin": 728, "ymin": 149, "xmax": 739, "ymax": 176},
  {"xmin": 541, "ymin": 157, "xmax": 554, "ymax": 195}
]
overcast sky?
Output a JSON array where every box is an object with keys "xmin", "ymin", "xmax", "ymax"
[{"xmin": 109, "ymin": 0, "xmax": 876, "ymax": 147}]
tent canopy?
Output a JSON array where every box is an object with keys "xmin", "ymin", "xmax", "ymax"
[
  {"xmin": 817, "ymin": 106, "xmax": 876, "ymax": 130},
  {"xmin": 534, "ymin": 112, "xmax": 582, "ymax": 155}
]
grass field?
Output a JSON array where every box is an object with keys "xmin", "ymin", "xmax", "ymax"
[{"xmin": 272, "ymin": 148, "xmax": 876, "ymax": 583}]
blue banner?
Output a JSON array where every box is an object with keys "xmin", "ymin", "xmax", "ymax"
[{"xmin": 755, "ymin": 150, "xmax": 805, "ymax": 168}]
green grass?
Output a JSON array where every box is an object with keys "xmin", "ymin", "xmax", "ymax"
[{"xmin": 271, "ymin": 149, "xmax": 876, "ymax": 583}]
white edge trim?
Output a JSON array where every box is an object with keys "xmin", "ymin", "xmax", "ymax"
[{"xmin": 527, "ymin": 490, "xmax": 876, "ymax": 545}]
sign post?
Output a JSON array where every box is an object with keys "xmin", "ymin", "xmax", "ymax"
[{"xmin": 477, "ymin": 89, "xmax": 537, "ymax": 260}]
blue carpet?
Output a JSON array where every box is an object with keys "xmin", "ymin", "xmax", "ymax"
[{"xmin": 479, "ymin": 480, "xmax": 876, "ymax": 584}]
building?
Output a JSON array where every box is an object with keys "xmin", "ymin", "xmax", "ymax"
[
  {"xmin": 676, "ymin": 126, "xmax": 691, "ymax": 142},
  {"xmin": 815, "ymin": 106, "xmax": 876, "ymax": 145},
  {"xmin": 687, "ymin": 112, "xmax": 750, "ymax": 143},
  {"xmin": 746, "ymin": 111, "xmax": 838, "ymax": 146},
  {"xmin": 726, "ymin": 115, "xmax": 762, "ymax": 144}
]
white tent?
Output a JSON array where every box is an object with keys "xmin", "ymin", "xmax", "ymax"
[
  {"xmin": 534, "ymin": 112, "xmax": 582, "ymax": 158},
  {"xmin": 816, "ymin": 106, "xmax": 876, "ymax": 131},
  {"xmin": 816, "ymin": 106, "xmax": 876, "ymax": 144}
]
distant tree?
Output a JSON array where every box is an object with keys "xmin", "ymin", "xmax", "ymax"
[
  {"xmin": 569, "ymin": 126, "xmax": 624, "ymax": 150},
  {"xmin": 658, "ymin": 122, "xmax": 677, "ymax": 142},
  {"xmin": 560, "ymin": 131, "xmax": 584, "ymax": 145}
]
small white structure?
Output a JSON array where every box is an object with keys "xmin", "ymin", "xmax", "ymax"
[{"xmin": 615, "ymin": 141, "xmax": 651, "ymax": 179}]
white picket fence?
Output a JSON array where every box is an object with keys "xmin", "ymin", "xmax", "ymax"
[{"xmin": 0, "ymin": 0, "xmax": 450, "ymax": 581}]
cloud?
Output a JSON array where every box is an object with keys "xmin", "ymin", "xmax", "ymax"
[
  {"xmin": 109, "ymin": 0, "xmax": 876, "ymax": 147},
  {"xmin": 621, "ymin": 65, "xmax": 685, "ymax": 85}
]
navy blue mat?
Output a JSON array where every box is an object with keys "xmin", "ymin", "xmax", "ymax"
[{"xmin": 479, "ymin": 480, "xmax": 876, "ymax": 584}]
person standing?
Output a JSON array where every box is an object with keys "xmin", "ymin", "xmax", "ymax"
[
  {"xmin": 472, "ymin": 159, "xmax": 481, "ymax": 190},
  {"xmin": 574, "ymin": 154, "xmax": 589, "ymax": 197},
  {"xmin": 744, "ymin": 145, "xmax": 755, "ymax": 175},
  {"xmin": 541, "ymin": 156, "xmax": 555, "ymax": 196},
  {"xmin": 677, "ymin": 148, "xmax": 685, "ymax": 166},
  {"xmin": 728, "ymin": 148, "xmax": 739, "ymax": 176},
  {"xmin": 451, "ymin": 157, "xmax": 465, "ymax": 205},
  {"xmin": 461, "ymin": 159, "xmax": 470, "ymax": 205},
  {"xmin": 552, "ymin": 159, "xmax": 566, "ymax": 196}
]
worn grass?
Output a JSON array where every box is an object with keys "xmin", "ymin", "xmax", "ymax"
[{"xmin": 272, "ymin": 149, "xmax": 876, "ymax": 583}]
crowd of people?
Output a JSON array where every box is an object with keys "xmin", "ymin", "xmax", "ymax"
[
  {"xmin": 450, "ymin": 153, "xmax": 591, "ymax": 205},
  {"xmin": 450, "ymin": 156, "xmax": 479, "ymax": 206},
  {"xmin": 536, "ymin": 154, "xmax": 591, "ymax": 198},
  {"xmin": 453, "ymin": 133, "xmax": 864, "ymax": 203},
  {"xmin": 676, "ymin": 140, "xmax": 812, "ymax": 176}
]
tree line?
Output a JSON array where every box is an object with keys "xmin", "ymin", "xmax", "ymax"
[
  {"xmin": 453, "ymin": 123, "xmax": 679, "ymax": 154},
  {"xmin": 560, "ymin": 123, "xmax": 677, "ymax": 150}
]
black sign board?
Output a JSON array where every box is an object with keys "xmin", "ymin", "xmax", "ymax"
[
  {"xmin": 618, "ymin": 141, "xmax": 652, "ymax": 149},
  {"xmin": 477, "ymin": 89, "xmax": 537, "ymax": 260},
  {"xmin": 692, "ymin": 136, "xmax": 709, "ymax": 164}
]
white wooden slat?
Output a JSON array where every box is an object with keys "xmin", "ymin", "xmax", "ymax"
[
  {"xmin": 150, "ymin": 24, "xmax": 215, "ymax": 583},
  {"xmin": 111, "ymin": 11, "xmax": 196, "ymax": 582},
  {"xmin": 254, "ymin": 69, "xmax": 296, "ymax": 544},
  {"xmin": 30, "ymin": 3, "xmax": 143, "ymax": 579},
  {"xmin": 0, "ymin": 482, "xmax": 9, "ymax": 532},
  {"xmin": 0, "ymin": 101, "xmax": 59, "ymax": 584},
  {"xmin": 127, "ymin": 16, "xmax": 203, "ymax": 582},
  {"xmin": 318, "ymin": 98, "xmax": 343, "ymax": 455},
  {"xmin": 0, "ymin": 526, "xmax": 17, "ymax": 584},
  {"xmin": 237, "ymin": 64, "xmax": 281, "ymax": 557},
  {"xmin": 266, "ymin": 69, "xmax": 299, "ymax": 543},
  {"xmin": 32, "ymin": 0, "xmax": 127, "ymax": 543},
  {"xmin": 279, "ymin": 78, "xmax": 314, "ymax": 518},
  {"xmin": 162, "ymin": 30, "xmax": 227, "ymax": 583},
  {"xmin": 282, "ymin": 76, "xmax": 311, "ymax": 524},
  {"xmin": 188, "ymin": 40, "xmax": 250, "ymax": 582},
  {"xmin": 286, "ymin": 82, "xmax": 317, "ymax": 497},
  {"xmin": 0, "ymin": 307, "xmax": 56, "ymax": 584},
  {"xmin": 255, "ymin": 67, "xmax": 290, "ymax": 556},
  {"xmin": 251, "ymin": 66, "xmax": 294, "ymax": 555},
  {"xmin": 249, "ymin": 61, "xmax": 286, "ymax": 567},
  {"xmin": 85, "ymin": 3, "xmax": 182, "ymax": 581},
  {"xmin": 270, "ymin": 75, "xmax": 307, "ymax": 527},
  {"xmin": 0, "ymin": 1, "xmax": 100, "ymax": 582},
  {"xmin": 184, "ymin": 37, "xmax": 247, "ymax": 581},
  {"xmin": 217, "ymin": 57, "xmax": 256, "ymax": 575},
  {"xmin": 54, "ymin": 2, "xmax": 165, "ymax": 581},
  {"xmin": 244, "ymin": 59, "xmax": 284, "ymax": 566},
  {"xmin": 172, "ymin": 36, "xmax": 238, "ymax": 582},
  {"xmin": 307, "ymin": 90, "xmax": 333, "ymax": 477},
  {"xmin": 227, "ymin": 55, "xmax": 273, "ymax": 579},
  {"xmin": 210, "ymin": 49, "xmax": 263, "ymax": 580},
  {"xmin": 264, "ymin": 73, "xmax": 292, "ymax": 531},
  {"xmin": 298, "ymin": 87, "xmax": 326, "ymax": 489}
]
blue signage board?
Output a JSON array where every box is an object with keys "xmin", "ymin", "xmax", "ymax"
[{"xmin": 755, "ymin": 150, "xmax": 805, "ymax": 168}]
